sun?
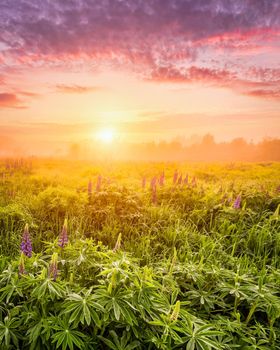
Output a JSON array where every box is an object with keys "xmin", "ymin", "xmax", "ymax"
[{"xmin": 96, "ymin": 128, "xmax": 115, "ymax": 143}]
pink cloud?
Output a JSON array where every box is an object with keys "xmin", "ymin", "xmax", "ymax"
[{"xmin": 0, "ymin": 93, "xmax": 25, "ymax": 108}]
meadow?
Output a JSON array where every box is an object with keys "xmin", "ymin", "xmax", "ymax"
[{"xmin": 0, "ymin": 159, "xmax": 279, "ymax": 350}]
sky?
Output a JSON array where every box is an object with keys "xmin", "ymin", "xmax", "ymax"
[{"xmin": 0, "ymin": 0, "xmax": 280, "ymax": 155}]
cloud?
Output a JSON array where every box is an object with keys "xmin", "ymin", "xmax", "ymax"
[
  {"xmin": 56, "ymin": 84, "xmax": 102, "ymax": 94},
  {"xmin": 0, "ymin": 93, "xmax": 25, "ymax": 108},
  {"xmin": 149, "ymin": 64, "xmax": 280, "ymax": 100},
  {"xmin": 245, "ymin": 89, "xmax": 280, "ymax": 99},
  {"xmin": 0, "ymin": 1, "xmax": 279, "ymax": 63},
  {"xmin": 0, "ymin": 0, "xmax": 279, "ymax": 100}
]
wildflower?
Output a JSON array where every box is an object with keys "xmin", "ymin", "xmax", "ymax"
[
  {"xmin": 49, "ymin": 252, "xmax": 58, "ymax": 281},
  {"xmin": 58, "ymin": 219, "xmax": 68, "ymax": 248},
  {"xmin": 96, "ymin": 175, "xmax": 102, "ymax": 192},
  {"xmin": 233, "ymin": 194, "xmax": 241, "ymax": 209},
  {"xmin": 173, "ymin": 170, "xmax": 178, "ymax": 185},
  {"xmin": 170, "ymin": 301, "xmax": 180, "ymax": 321},
  {"xmin": 276, "ymin": 185, "xmax": 280, "ymax": 193},
  {"xmin": 20, "ymin": 224, "xmax": 32, "ymax": 257},
  {"xmin": 177, "ymin": 174, "xmax": 182, "ymax": 185},
  {"xmin": 192, "ymin": 176, "xmax": 197, "ymax": 187},
  {"xmin": 142, "ymin": 176, "xmax": 146, "ymax": 189},
  {"xmin": 159, "ymin": 171, "xmax": 165, "ymax": 186},
  {"xmin": 18, "ymin": 252, "xmax": 26, "ymax": 276},
  {"xmin": 108, "ymin": 268, "xmax": 117, "ymax": 294},
  {"xmin": 88, "ymin": 179, "xmax": 93, "ymax": 197},
  {"xmin": 113, "ymin": 233, "xmax": 122, "ymax": 252},
  {"xmin": 169, "ymin": 247, "xmax": 177, "ymax": 275},
  {"xmin": 152, "ymin": 184, "xmax": 157, "ymax": 205},
  {"xmin": 150, "ymin": 176, "xmax": 157, "ymax": 190},
  {"xmin": 184, "ymin": 174, "xmax": 188, "ymax": 185}
]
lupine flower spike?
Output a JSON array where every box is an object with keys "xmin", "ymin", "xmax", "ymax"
[
  {"xmin": 49, "ymin": 252, "xmax": 58, "ymax": 281},
  {"xmin": 233, "ymin": 194, "xmax": 241, "ymax": 209},
  {"xmin": 58, "ymin": 219, "xmax": 68, "ymax": 248},
  {"xmin": 152, "ymin": 184, "xmax": 157, "ymax": 205},
  {"xmin": 20, "ymin": 223, "xmax": 32, "ymax": 257},
  {"xmin": 142, "ymin": 176, "xmax": 146, "ymax": 189},
  {"xmin": 173, "ymin": 170, "xmax": 178, "ymax": 185},
  {"xmin": 150, "ymin": 176, "xmax": 157, "ymax": 190},
  {"xmin": 159, "ymin": 172, "xmax": 165, "ymax": 186},
  {"xmin": 192, "ymin": 176, "xmax": 197, "ymax": 187},
  {"xmin": 170, "ymin": 301, "xmax": 180, "ymax": 321},
  {"xmin": 88, "ymin": 179, "xmax": 93, "ymax": 197},
  {"xmin": 184, "ymin": 174, "xmax": 188, "ymax": 185},
  {"xmin": 96, "ymin": 175, "xmax": 102, "ymax": 192},
  {"xmin": 177, "ymin": 175, "xmax": 182, "ymax": 185}
]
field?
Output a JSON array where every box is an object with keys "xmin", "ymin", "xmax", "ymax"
[{"xmin": 0, "ymin": 159, "xmax": 279, "ymax": 350}]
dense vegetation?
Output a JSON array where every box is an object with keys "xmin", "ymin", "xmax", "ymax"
[{"xmin": 0, "ymin": 159, "xmax": 279, "ymax": 349}]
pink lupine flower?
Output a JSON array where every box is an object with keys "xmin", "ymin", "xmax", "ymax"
[
  {"xmin": 96, "ymin": 175, "xmax": 102, "ymax": 191},
  {"xmin": 173, "ymin": 170, "xmax": 178, "ymax": 185},
  {"xmin": 20, "ymin": 224, "xmax": 32, "ymax": 258},
  {"xmin": 233, "ymin": 194, "xmax": 241, "ymax": 209},
  {"xmin": 58, "ymin": 219, "xmax": 68, "ymax": 248}
]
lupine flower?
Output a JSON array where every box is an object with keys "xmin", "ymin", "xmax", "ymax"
[
  {"xmin": 142, "ymin": 176, "xmax": 146, "ymax": 189},
  {"xmin": 192, "ymin": 176, "xmax": 197, "ymax": 187},
  {"xmin": 173, "ymin": 170, "xmax": 178, "ymax": 185},
  {"xmin": 159, "ymin": 172, "xmax": 165, "ymax": 186},
  {"xmin": 170, "ymin": 301, "xmax": 180, "ymax": 321},
  {"xmin": 18, "ymin": 252, "xmax": 26, "ymax": 276},
  {"xmin": 58, "ymin": 219, "xmax": 68, "ymax": 248},
  {"xmin": 233, "ymin": 194, "xmax": 241, "ymax": 209},
  {"xmin": 151, "ymin": 184, "xmax": 157, "ymax": 205},
  {"xmin": 184, "ymin": 174, "xmax": 188, "ymax": 185},
  {"xmin": 20, "ymin": 224, "xmax": 32, "ymax": 257},
  {"xmin": 96, "ymin": 175, "xmax": 102, "ymax": 192},
  {"xmin": 49, "ymin": 252, "xmax": 58, "ymax": 281},
  {"xmin": 87, "ymin": 179, "xmax": 93, "ymax": 197},
  {"xmin": 276, "ymin": 185, "xmax": 280, "ymax": 193},
  {"xmin": 113, "ymin": 233, "xmax": 122, "ymax": 252},
  {"xmin": 177, "ymin": 174, "xmax": 182, "ymax": 185},
  {"xmin": 150, "ymin": 176, "xmax": 157, "ymax": 190}
]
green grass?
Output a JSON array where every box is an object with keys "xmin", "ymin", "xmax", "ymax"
[{"xmin": 0, "ymin": 159, "xmax": 279, "ymax": 349}]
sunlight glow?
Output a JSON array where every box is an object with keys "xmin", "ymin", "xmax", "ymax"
[{"xmin": 96, "ymin": 128, "xmax": 115, "ymax": 143}]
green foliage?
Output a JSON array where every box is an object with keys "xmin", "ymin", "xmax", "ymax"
[{"xmin": 0, "ymin": 160, "xmax": 279, "ymax": 348}]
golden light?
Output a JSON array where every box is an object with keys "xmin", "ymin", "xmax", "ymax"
[{"xmin": 96, "ymin": 128, "xmax": 115, "ymax": 143}]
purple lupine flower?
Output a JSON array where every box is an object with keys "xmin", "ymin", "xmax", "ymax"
[
  {"xmin": 177, "ymin": 174, "xmax": 182, "ymax": 185},
  {"xmin": 96, "ymin": 175, "xmax": 102, "ymax": 192},
  {"xmin": 159, "ymin": 172, "xmax": 165, "ymax": 186},
  {"xmin": 173, "ymin": 170, "xmax": 178, "ymax": 185},
  {"xmin": 150, "ymin": 176, "xmax": 157, "ymax": 190},
  {"xmin": 192, "ymin": 176, "xmax": 197, "ymax": 187},
  {"xmin": 20, "ymin": 224, "xmax": 32, "ymax": 258},
  {"xmin": 88, "ymin": 179, "xmax": 93, "ymax": 197},
  {"xmin": 142, "ymin": 176, "xmax": 146, "ymax": 189},
  {"xmin": 58, "ymin": 219, "xmax": 68, "ymax": 248},
  {"xmin": 276, "ymin": 185, "xmax": 280, "ymax": 193},
  {"xmin": 49, "ymin": 252, "xmax": 58, "ymax": 281},
  {"xmin": 233, "ymin": 195, "xmax": 241, "ymax": 209},
  {"xmin": 184, "ymin": 174, "xmax": 188, "ymax": 185},
  {"xmin": 152, "ymin": 184, "xmax": 157, "ymax": 205}
]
